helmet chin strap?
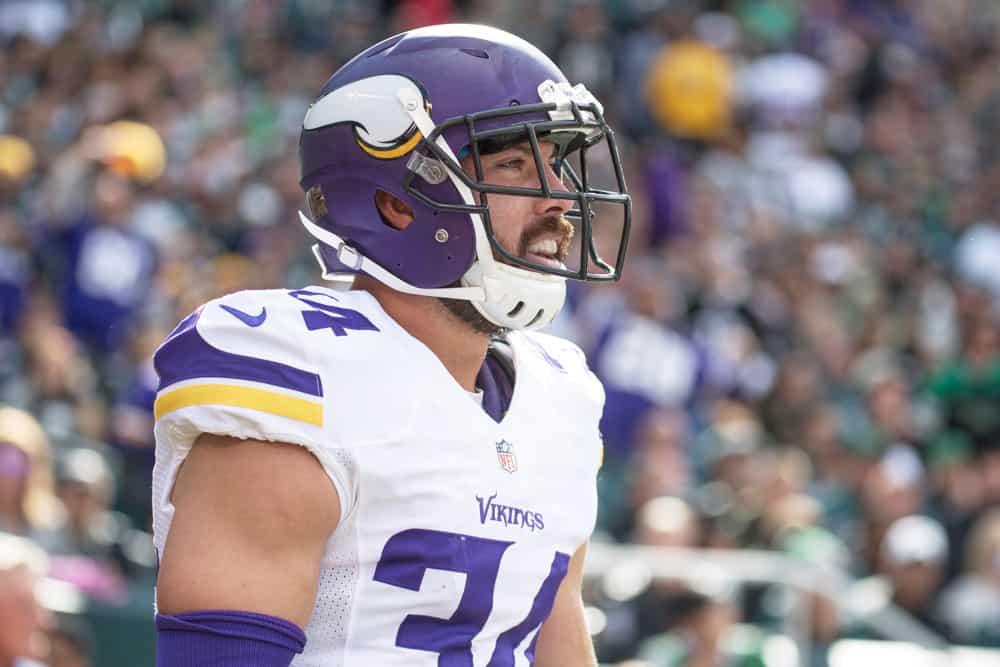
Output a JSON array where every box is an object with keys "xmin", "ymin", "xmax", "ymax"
[
  {"xmin": 395, "ymin": 88, "xmax": 568, "ymax": 331},
  {"xmin": 462, "ymin": 260, "xmax": 567, "ymax": 330},
  {"xmin": 299, "ymin": 211, "xmax": 486, "ymax": 300},
  {"xmin": 300, "ymin": 209, "xmax": 566, "ymax": 330}
]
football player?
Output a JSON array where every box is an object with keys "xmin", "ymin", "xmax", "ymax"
[{"xmin": 152, "ymin": 24, "xmax": 631, "ymax": 667}]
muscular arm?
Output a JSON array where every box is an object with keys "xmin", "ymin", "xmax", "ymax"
[
  {"xmin": 533, "ymin": 543, "xmax": 597, "ymax": 667},
  {"xmin": 156, "ymin": 433, "xmax": 340, "ymax": 628}
]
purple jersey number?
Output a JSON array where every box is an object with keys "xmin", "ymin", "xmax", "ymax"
[
  {"xmin": 289, "ymin": 289, "xmax": 379, "ymax": 337},
  {"xmin": 373, "ymin": 529, "xmax": 570, "ymax": 666}
]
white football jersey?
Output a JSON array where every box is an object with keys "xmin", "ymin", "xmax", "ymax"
[{"xmin": 151, "ymin": 286, "xmax": 605, "ymax": 666}]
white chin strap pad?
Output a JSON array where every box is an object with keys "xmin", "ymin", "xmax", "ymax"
[{"xmin": 463, "ymin": 260, "xmax": 566, "ymax": 330}]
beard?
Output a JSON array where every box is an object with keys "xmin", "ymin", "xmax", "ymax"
[
  {"xmin": 436, "ymin": 214, "xmax": 573, "ymax": 335},
  {"xmin": 439, "ymin": 294, "xmax": 505, "ymax": 336}
]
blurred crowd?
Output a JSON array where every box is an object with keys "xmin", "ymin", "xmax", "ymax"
[{"xmin": 1, "ymin": 0, "xmax": 1000, "ymax": 665}]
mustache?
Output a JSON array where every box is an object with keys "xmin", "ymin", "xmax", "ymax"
[{"xmin": 518, "ymin": 215, "xmax": 574, "ymax": 260}]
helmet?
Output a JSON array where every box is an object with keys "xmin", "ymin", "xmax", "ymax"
[{"xmin": 298, "ymin": 23, "xmax": 631, "ymax": 330}]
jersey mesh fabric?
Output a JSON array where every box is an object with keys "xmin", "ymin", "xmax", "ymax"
[
  {"xmin": 291, "ymin": 447, "xmax": 359, "ymax": 667},
  {"xmin": 151, "ymin": 426, "xmax": 185, "ymax": 572}
]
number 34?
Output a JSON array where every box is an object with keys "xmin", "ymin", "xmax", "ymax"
[{"xmin": 374, "ymin": 528, "xmax": 569, "ymax": 666}]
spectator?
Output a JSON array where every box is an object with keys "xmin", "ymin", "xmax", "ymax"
[
  {"xmin": 877, "ymin": 515, "xmax": 950, "ymax": 638},
  {"xmin": 776, "ymin": 526, "xmax": 848, "ymax": 666},
  {"xmin": 46, "ymin": 448, "xmax": 116, "ymax": 560},
  {"xmin": 106, "ymin": 350, "xmax": 158, "ymax": 529},
  {"xmin": 630, "ymin": 495, "xmax": 703, "ymax": 640},
  {"xmin": 43, "ymin": 168, "xmax": 158, "ymax": 356},
  {"xmin": 0, "ymin": 406, "xmax": 61, "ymax": 539},
  {"xmin": 635, "ymin": 586, "xmax": 749, "ymax": 667},
  {"xmin": 47, "ymin": 615, "xmax": 93, "ymax": 667},
  {"xmin": 591, "ymin": 260, "xmax": 703, "ymax": 457},
  {"xmin": 0, "ymin": 134, "xmax": 36, "ymax": 339},
  {"xmin": 622, "ymin": 409, "xmax": 693, "ymax": 537},
  {"xmin": 926, "ymin": 313, "xmax": 1000, "ymax": 457},
  {"xmin": 0, "ymin": 531, "xmax": 51, "ymax": 667},
  {"xmin": 17, "ymin": 315, "xmax": 105, "ymax": 448},
  {"xmin": 938, "ymin": 509, "xmax": 1000, "ymax": 647},
  {"xmin": 857, "ymin": 445, "xmax": 927, "ymax": 573},
  {"xmin": 924, "ymin": 432, "xmax": 983, "ymax": 580},
  {"xmin": 41, "ymin": 447, "xmax": 151, "ymax": 600}
]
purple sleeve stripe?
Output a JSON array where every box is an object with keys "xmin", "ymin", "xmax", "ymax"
[
  {"xmin": 156, "ymin": 610, "xmax": 306, "ymax": 666},
  {"xmin": 154, "ymin": 308, "xmax": 323, "ymax": 397}
]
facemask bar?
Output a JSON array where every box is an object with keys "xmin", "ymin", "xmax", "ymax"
[
  {"xmin": 560, "ymin": 141, "xmax": 619, "ymax": 276},
  {"xmin": 401, "ymin": 98, "xmax": 631, "ymax": 282}
]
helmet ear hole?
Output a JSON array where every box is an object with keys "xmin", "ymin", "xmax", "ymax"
[
  {"xmin": 374, "ymin": 190, "xmax": 415, "ymax": 231},
  {"xmin": 507, "ymin": 302, "xmax": 525, "ymax": 318}
]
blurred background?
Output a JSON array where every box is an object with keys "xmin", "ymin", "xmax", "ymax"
[{"xmin": 1, "ymin": 0, "xmax": 999, "ymax": 665}]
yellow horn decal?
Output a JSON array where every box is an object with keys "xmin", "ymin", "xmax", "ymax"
[{"xmin": 358, "ymin": 129, "xmax": 423, "ymax": 159}]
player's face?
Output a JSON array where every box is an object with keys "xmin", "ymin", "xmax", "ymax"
[
  {"xmin": 462, "ymin": 140, "xmax": 575, "ymax": 269},
  {"xmin": 439, "ymin": 140, "xmax": 574, "ymax": 336}
]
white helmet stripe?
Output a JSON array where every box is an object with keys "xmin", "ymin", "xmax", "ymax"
[{"xmin": 304, "ymin": 75, "xmax": 423, "ymax": 150}]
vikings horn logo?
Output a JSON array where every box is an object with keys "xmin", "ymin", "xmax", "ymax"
[{"xmin": 303, "ymin": 74, "xmax": 430, "ymax": 160}]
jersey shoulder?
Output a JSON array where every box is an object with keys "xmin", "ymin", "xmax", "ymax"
[
  {"xmin": 152, "ymin": 286, "xmax": 392, "ymax": 448},
  {"xmin": 510, "ymin": 331, "xmax": 605, "ymax": 473},
  {"xmin": 155, "ymin": 288, "xmax": 324, "ymax": 399},
  {"xmin": 153, "ymin": 288, "xmax": 324, "ymax": 445},
  {"xmin": 512, "ymin": 330, "xmax": 605, "ymax": 409}
]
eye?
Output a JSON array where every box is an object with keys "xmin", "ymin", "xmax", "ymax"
[{"xmin": 497, "ymin": 158, "xmax": 525, "ymax": 170}]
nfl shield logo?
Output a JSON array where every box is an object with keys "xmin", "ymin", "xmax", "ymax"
[{"xmin": 495, "ymin": 440, "xmax": 518, "ymax": 473}]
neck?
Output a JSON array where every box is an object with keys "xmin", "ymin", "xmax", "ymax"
[{"xmin": 355, "ymin": 278, "xmax": 490, "ymax": 392}]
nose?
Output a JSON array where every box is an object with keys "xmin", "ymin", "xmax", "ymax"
[{"xmin": 534, "ymin": 160, "xmax": 573, "ymax": 216}]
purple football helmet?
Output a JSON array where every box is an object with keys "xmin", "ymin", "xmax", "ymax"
[{"xmin": 299, "ymin": 23, "xmax": 631, "ymax": 330}]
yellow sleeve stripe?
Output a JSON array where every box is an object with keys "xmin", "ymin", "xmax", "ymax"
[{"xmin": 154, "ymin": 383, "xmax": 323, "ymax": 427}]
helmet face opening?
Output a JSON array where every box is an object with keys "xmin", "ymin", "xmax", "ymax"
[{"xmin": 402, "ymin": 97, "xmax": 632, "ymax": 282}]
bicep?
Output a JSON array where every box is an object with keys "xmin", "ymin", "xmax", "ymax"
[
  {"xmin": 533, "ymin": 542, "xmax": 597, "ymax": 667},
  {"xmin": 156, "ymin": 433, "xmax": 340, "ymax": 628}
]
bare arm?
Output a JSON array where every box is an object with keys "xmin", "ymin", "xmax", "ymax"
[
  {"xmin": 156, "ymin": 433, "xmax": 340, "ymax": 628},
  {"xmin": 533, "ymin": 543, "xmax": 597, "ymax": 667}
]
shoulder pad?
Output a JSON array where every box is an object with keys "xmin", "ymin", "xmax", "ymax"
[
  {"xmin": 516, "ymin": 331, "xmax": 604, "ymax": 405},
  {"xmin": 153, "ymin": 290, "xmax": 327, "ymax": 430},
  {"xmin": 518, "ymin": 331, "xmax": 591, "ymax": 374}
]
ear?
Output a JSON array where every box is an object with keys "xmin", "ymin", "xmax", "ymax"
[{"xmin": 375, "ymin": 190, "xmax": 415, "ymax": 230}]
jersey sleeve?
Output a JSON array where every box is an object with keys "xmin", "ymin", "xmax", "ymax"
[{"xmin": 151, "ymin": 291, "xmax": 355, "ymax": 514}]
